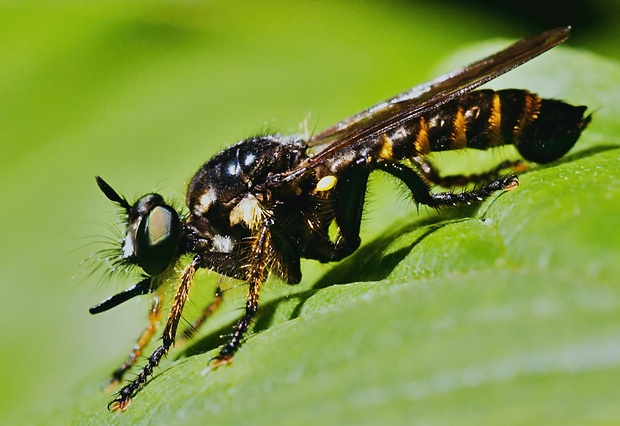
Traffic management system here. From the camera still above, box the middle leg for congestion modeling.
[180,286,224,342]
[211,221,272,366]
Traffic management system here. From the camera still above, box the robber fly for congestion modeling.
[90,27,590,411]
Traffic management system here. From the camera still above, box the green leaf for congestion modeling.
[53,33,620,426]
[3,3,619,425]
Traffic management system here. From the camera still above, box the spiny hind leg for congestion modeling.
[104,293,164,391]
[413,155,527,188]
[376,161,519,208]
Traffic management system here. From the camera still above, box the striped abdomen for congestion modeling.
[388,89,590,164]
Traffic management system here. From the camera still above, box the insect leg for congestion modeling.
[108,256,200,412]
[180,286,224,342]
[413,156,527,188]
[376,161,518,208]
[301,166,370,263]
[104,293,164,390]
[211,221,272,366]
[329,166,371,260]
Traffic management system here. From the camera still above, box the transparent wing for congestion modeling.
[303,27,570,167]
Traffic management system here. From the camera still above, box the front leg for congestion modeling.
[105,293,163,390]
[108,256,201,411]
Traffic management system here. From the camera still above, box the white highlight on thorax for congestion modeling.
[195,187,217,214]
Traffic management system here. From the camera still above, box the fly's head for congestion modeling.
[89,176,182,314]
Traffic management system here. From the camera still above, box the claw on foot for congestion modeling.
[108,397,131,412]
[201,355,232,376]
[210,355,232,368]
[502,176,520,191]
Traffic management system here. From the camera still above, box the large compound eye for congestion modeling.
[135,205,181,276]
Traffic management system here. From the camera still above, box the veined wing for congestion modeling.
[302,27,570,167]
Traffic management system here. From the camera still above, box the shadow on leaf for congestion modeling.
[178,206,473,360]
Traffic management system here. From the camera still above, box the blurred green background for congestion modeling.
[1,0,619,424]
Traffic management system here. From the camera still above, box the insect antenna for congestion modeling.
[96,176,131,211]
